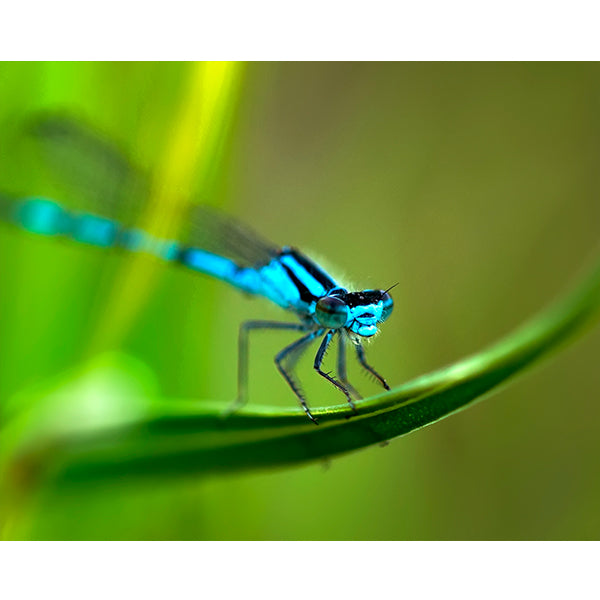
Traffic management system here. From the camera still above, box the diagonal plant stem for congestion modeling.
[7,250,600,489]
[90,62,244,351]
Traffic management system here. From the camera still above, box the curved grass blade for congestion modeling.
[6,252,600,489]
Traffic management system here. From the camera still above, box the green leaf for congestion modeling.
[6,253,600,490]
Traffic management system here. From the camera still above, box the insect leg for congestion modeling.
[314,330,356,413]
[355,343,390,390]
[226,320,309,416]
[336,334,362,400]
[275,328,326,423]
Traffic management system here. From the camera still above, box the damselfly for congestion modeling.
[1,117,394,423]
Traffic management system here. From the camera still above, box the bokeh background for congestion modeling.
[1,62,599,539]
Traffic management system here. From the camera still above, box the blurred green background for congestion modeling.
[1,62,599,539]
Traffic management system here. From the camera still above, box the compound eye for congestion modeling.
[380,291,394,322]
[315,296,349,329]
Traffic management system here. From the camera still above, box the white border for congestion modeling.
[1,1,599,60]
[0,542,597,599]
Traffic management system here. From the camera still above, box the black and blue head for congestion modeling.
[314,287,394,337]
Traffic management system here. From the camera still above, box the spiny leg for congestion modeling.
[355,343,390,391]
[336,334,362,401]
[226,320,309,416]
[275,328,325,423]
[314,330,356,413]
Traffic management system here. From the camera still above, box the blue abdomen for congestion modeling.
[15,197,118,247]
[6,197,340,318]
[12,197,177,257]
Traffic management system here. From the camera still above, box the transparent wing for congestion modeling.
[26,114,280,267]
[182,205,279,268]
[27,113,147,222]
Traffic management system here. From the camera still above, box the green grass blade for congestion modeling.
[7,253,600,489]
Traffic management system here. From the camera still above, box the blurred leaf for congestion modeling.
[5,252,600,489]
